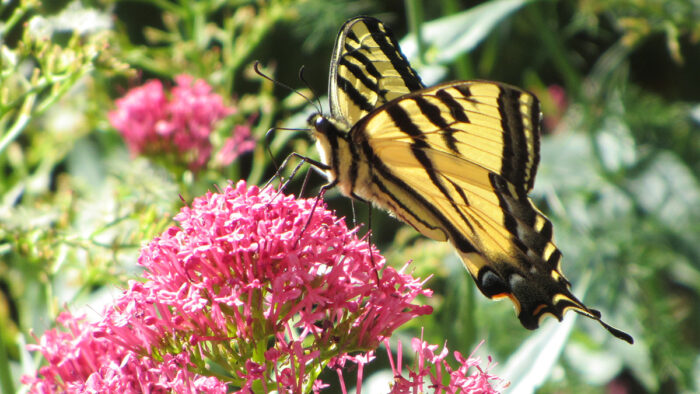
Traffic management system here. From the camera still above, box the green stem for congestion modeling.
[228,5,286,92]
[0,324,15,394]
[463,274,475,348]
[0,0,37,39]
[0,92,36,154]
[405,0,426,65]
[441,0,474,79]
[35,67,94,115]
[525,6,581,95]
[0,71,65,118]
[246,101,277,185]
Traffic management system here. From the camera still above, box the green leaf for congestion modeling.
[399,0,533,84]
[496,306,575,394]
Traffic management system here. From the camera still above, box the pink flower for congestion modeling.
[22,312,227,393]
[384,336,507,393]
[215,123,256,166]
[25,181,432,392]
[108,75,246,171]
[108,79,168,154]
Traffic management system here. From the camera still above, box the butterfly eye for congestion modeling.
[313,116,340,137]
[314,116,327,129]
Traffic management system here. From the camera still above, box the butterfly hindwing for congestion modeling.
[308,16,633,344]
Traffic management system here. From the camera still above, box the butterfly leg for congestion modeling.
[363,202,382,283]
[295,180,338,247]
[263,152,331,201]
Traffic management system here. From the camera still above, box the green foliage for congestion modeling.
[112,0,298,92]
[1,0,699,392]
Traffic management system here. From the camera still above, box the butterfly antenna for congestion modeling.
[254,61,320,113]
[263,126,310,183]
[298,65,323,113]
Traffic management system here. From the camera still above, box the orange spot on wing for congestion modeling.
[491,292,522,314]
[533,304,548,316]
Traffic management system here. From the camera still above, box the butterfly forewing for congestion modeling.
[309,16,633,344]
[329,16,424,125]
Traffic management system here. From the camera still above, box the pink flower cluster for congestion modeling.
[23,312,227,393]
[24,181,433,392]
[109,75,254,170]
[386,337,506,393]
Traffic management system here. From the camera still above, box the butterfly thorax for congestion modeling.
[309,113,373,200]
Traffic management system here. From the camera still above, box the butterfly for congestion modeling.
[305,16,632,343]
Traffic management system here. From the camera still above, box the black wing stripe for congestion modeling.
[370,171,443,236]
[532,216,553,255]
[454,84,472,100]
[496,89,519,193]
[547,249,562,270]
[446,178,477,234]
[413,96,460,154]
[363,18,424,92]
[345,29,360,46]
[489,173,526,251]
[499,87,546,197]
[337,75,376,114]
[364,145,479,255]
[539,218,553,243]
[436,88,470,123]
[343,43,385,89]
[384,102,480,252]
[338,57,380,94]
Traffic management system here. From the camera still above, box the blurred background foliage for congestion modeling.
[1,0,699,392]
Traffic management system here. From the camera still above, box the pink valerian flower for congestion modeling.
[214,123,256,166]
[25,181,432,392]
[108,79,168,154]
[108,74,252,171]
[385,337,507,393]
[21,312,227,393]
[328,352,376,394]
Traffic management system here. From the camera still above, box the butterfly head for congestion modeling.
[308,113,351,138]
[307,113,354,182]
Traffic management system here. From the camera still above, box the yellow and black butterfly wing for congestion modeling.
[346,81,633,343]
[329,16,424,126]
[310,16,632,343]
